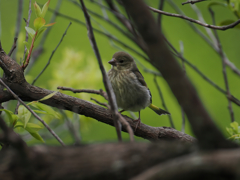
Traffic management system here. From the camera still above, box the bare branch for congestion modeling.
[149,6,240,30]
[209,9,234,122]
[32,22,72,85]
[182,0,206,5]
[58,86,108,100]
[0,78,65,146]
[8,38,18,56]
[153,76,175,129]
[79,0,124,142]
[12,0,23,60]
[61,110,81,145]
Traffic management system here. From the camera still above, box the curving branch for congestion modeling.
[149,6,240,31]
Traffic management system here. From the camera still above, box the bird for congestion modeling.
[107,51,170,131]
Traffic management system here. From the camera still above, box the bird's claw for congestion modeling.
[133,118,141,132]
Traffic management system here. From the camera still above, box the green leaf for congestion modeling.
[14,121,44,142]
[18,105,31,128]
[0,109,18,125]
[34,2,42,18]
[33,110,54,115]
[35,27,47,40]
[39,91,58,101]
[25,123,43,133]
[29,132,45,142]
[34,17,46,30]
[30,102,61,119]
[230,121,239,134]
[41,0,51,18]
[226,127,234,136]
[25,27,36,39]
[219,19,240,30]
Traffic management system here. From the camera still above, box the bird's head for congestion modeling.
[108,51,136,71]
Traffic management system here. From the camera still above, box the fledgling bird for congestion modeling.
[107,51,170,131]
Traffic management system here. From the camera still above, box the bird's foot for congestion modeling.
[133,118,141,132]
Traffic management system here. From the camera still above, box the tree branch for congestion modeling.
[121,0,237,149]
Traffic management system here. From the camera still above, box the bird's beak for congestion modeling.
[108,58,117,66]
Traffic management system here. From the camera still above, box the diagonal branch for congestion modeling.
[0,78,65,146]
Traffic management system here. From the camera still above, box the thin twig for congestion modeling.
[32,22,72,85]
[8,38,18,56]
[48,7,149,62]
[149,6,240,30]
[80,0,122,141]
[23,0,32,64]
[191,4,240,76]
[182,0,206,5]
[60,110,81,145]
[12,0,24,60]
[0,78,65,146]
[157,0,165,31]
[91,0,147,53]
[179,41,186,133]
[163,35,240,107]
[153,76,175,129]
[91,98,110,109]
[69,0,134,43]
[80,0,134,142]
[209,9,234,122]
[57,86,108,100]
[168,0,240,76]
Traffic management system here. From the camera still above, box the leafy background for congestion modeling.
[0,0,240,145]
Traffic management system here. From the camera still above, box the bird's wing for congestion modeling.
[132,69,147,87]
[132,68,152,103]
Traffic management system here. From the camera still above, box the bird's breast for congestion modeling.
[108,69,151,112]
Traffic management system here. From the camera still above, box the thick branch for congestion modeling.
[0,46,193,142]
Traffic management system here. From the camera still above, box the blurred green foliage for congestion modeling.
[0,0,240,145]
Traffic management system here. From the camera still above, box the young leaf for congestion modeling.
[14,121,44,142]
[33,17,46,31]
[34,17,46,30]
[39,91,58,101]
[30,102,61,119]
[33,110,54,115]
[25,123,43,133]
[226,127,234,136]
[41,0,51,18]
[25,27,36,39]
[18,105,31,128]
[34,2,42,18]
[35,27,47,40]
[0,109,18,125]
[29,132,45,142]
[230,121,239,134]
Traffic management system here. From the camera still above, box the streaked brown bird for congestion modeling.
[107,51,170,131]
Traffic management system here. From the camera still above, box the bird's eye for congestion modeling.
[119,60,124,63]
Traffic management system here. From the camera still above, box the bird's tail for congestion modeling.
[148,104,170,115]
